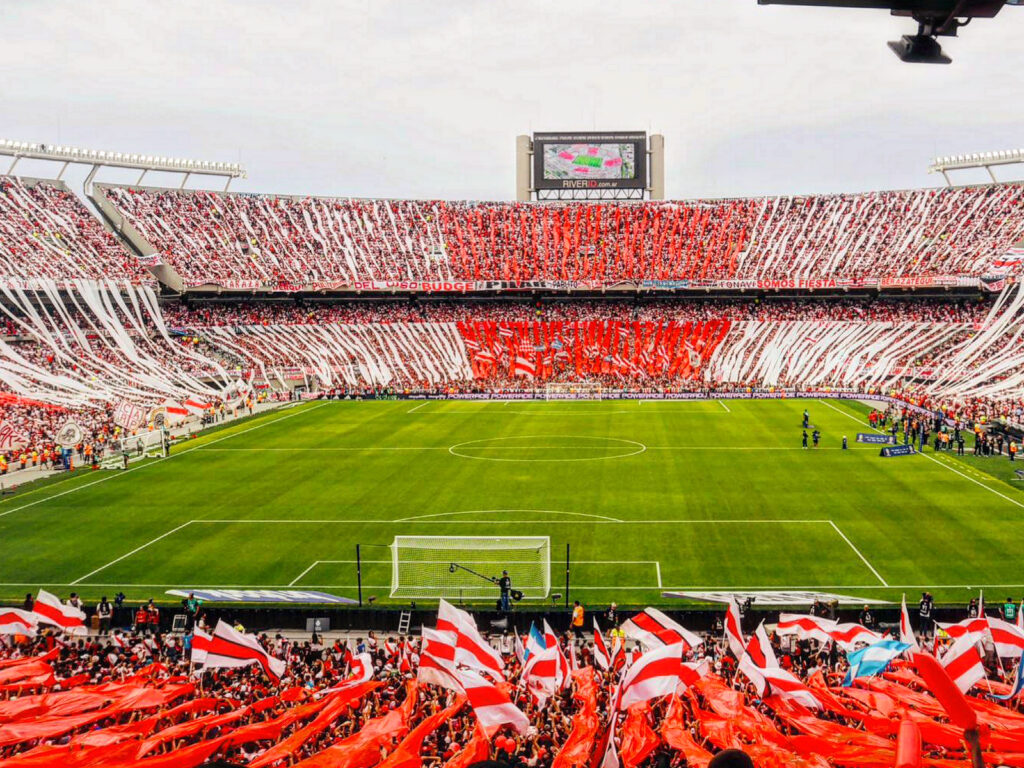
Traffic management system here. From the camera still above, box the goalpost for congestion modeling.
[544,382,605,400]
[99,429,170,469]
[390,536,551,600]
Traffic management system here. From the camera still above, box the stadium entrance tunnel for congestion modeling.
[447,434,646,462]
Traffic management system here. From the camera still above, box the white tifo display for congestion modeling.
[544,382,604,400]
[390,536,551,600]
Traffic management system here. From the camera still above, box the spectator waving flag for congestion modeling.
[437,599,504,680]
[843,640,910,686]
[455,667,530,736]
[200,619,286,681]
[616,642,707,711]
[593,618,612,670]
[737,621,778,694]
[33,590,87,636]
[940,634,986,693]
[724,596,746,659]
[0,608,38,637]
[190,627,212,666]
[621,608,702,652]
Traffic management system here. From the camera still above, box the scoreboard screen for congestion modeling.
[533,132,647,191]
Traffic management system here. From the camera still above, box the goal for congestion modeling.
[390,536,551,600]
[99,430,169,469]
[544,382,604,400]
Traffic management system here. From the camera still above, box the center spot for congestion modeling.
[448,435,646,462]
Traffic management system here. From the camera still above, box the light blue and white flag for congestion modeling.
[524,621,546,662]
[843,640,911,686]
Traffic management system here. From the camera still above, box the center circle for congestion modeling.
[448,435,647,462]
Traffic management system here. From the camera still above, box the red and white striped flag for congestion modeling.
[346,652,374,684]
[987,618,1024,659]
[513,356,536,378]
[900,594,919,651]
[775,614,837,645]
[593,618,612,670]
[543,619,569,688]
[0,608,38,637]
[621,608,702,652]
[936,616,988,643]
[522,644,560,704]
[827,623,884,651]
[616,643,706,711]
[760,667,822,710]
[940,634,986,693]
[33,590,87,636]
[437,599,504,680]
[191,627,212,666]
[200,619,286,681]
[724,596,746,660]
[513,626,525,665]
[456,667,529,736]
[418,628,461,692]
[183,398,211,416]
[737,621,778,695]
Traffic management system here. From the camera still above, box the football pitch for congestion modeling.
[2,397,1024,608]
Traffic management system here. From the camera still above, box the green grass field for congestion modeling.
[2,397,1024,608]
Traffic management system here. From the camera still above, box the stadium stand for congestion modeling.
[95,183,1024,287]
[2,595,1024,767]
[2,172,1024,768]
[0,176,148,282]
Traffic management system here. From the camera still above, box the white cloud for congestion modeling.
[2,0,1023,199]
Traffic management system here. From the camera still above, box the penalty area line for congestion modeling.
[718,400,730,413]
[71,521,195,585]
[828,520,888,587]
[407,402,429,414]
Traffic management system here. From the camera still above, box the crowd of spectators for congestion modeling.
[0,595,1020,767]
[99,184,1024,286]
[0,176,147,282]
[160,297,991,328]
[0,294,1019,454]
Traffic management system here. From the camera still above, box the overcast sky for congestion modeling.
[3,0,1024,200]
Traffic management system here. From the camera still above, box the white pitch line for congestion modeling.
[70,521,195,585]
[920,452,1024,511]
[655,561,663,588]
[829,520,888,587]
[288,560,323,586]
[0,402,328,520]
[190,518,833,525]
[718,400,730,413]
[407,402,429,414]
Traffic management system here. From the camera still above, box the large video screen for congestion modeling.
[533,132,647,190]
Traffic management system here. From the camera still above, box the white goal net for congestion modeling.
[544,382,604,400]
[390,536,551,600]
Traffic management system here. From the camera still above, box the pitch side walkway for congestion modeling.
[0,401,286,493]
